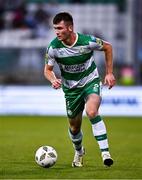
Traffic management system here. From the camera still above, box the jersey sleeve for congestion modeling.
[89,35,103,50]
[45,45,55,66]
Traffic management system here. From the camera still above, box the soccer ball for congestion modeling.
[35,146,57,168]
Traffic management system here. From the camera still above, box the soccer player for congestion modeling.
[44,12,116,167]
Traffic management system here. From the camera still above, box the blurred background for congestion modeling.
[1,2,142,179]
[0,0,142,115]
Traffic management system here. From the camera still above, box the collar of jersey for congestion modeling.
[61,33,78,48]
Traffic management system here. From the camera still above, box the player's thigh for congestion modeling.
[65,93,85,119]
[85,79,102,117]
[85,93,101,115]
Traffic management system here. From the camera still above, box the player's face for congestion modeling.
[53,20,73,41]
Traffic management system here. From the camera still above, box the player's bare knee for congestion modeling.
[86,110,98,119]
[70,126,80,135]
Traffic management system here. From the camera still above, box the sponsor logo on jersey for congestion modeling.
[64,64,85,73]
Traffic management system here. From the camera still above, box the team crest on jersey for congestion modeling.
[58,49,64,55]
[79,47,87,54]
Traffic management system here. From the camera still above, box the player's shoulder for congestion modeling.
[78,33,92,41]
[77,33,95,45]
[78,33,102,42]
[49,37,63,49]
[47,37,62,57]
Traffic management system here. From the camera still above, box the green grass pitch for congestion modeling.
[0,115,142,179]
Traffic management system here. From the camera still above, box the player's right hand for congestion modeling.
[51,79,62,89]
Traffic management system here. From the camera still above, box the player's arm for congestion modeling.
[101,41,116,89]
[44,64,62,89]
[89,36,116,89]
[44,46,61,89]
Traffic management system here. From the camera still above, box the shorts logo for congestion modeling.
[67,110,72,116]
[67,101,70,107]
[93,84,99,92]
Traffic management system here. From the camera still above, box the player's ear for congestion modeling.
[68,25,73,32]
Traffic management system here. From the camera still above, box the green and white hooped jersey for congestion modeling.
[45,33,103,93]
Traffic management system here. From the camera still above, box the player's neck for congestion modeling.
[62,32,77,47]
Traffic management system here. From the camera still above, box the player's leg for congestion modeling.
[68,111,85,167]
[85,93,113,167]
[68,111,83,150]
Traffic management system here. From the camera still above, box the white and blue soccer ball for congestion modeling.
[35,146,57,168]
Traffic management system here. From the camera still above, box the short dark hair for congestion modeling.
[53,12,73,25]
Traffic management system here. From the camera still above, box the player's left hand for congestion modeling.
[104,73,116,89]
[51,79,62,89]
